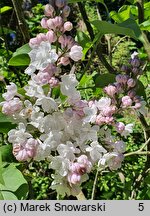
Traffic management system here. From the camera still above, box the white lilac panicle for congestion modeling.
[2,0,141,197]
[25,41,58,75]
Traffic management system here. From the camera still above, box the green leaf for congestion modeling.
[15,184,29,200]
[110,5,132,23]
[8,44,31,66]
[136,80,147,101]
[79,72,97,86]
[91,20,137,39]
[0,6,12,14]
[94,73,116,88]
[0,145,15,162]
[13,44,31,57]
[0,152,5,185]
[0,164,29,200]
[118,18,143,42]
[144,2,150,19]
[76,31,92,59]
[0,191,18,200]
[0,113,17,133]
[140,20,150,31]
[8,54,30,66]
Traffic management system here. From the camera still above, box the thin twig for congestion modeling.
[11,0,30,43]
[124,137,150,157]
[91,168,99,200]
[111,36,127,53]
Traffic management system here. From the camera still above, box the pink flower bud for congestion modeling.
[131,58,140,67]
[77,155,92,173]
[49,77,59,87]
[69,45,83,61]
[133,95,141,103]
[44,4,54,17]
[59,35,75,49]
[43,64,57,76]
[105,116,114,124]
[67,173,81,184]
[132,67,139,75]
[62,5,70,17]
[64,21,73,31]
[2,98,22,115]
[29,37,39,48]
[13,139,38,161]
[127,78,136,88]
[55,0,66,8]
[36,33,47,43]
[41,18,48,29]
[88,100,95,107]
[102,106,116,116]
[104,85,117,97]
[121,65,129,72]
[116,74,128,84]
[70,162,81,173]
[53,16,63,29]
[114,82,123,93]
[115,122,125,133]
[32,72,51,85]
[128,90,136,98]
[46,30,57,43]
[96,114,105,125]
[47,18,55,30]
[60,56,70,66]
[134,102,142,109]
[122,96,132,107]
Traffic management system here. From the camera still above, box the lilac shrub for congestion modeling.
[0,0,147,198]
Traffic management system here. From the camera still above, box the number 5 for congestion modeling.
[138,203,144,211]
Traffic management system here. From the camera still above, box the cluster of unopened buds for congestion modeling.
[0,0,147,197]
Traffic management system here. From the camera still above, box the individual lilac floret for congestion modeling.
[2,82,18,101]
[100,152,124,170]
[122,96,132,107]
[63,21,73,32]
[62,5,70,17]
[13,138,38,161]
[55,0,66,8]
[115,122,125,133]
[104,85,117,97]
[44,4,54,17]
[69,45,83,61]
[1,98,23,116]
